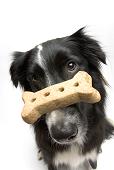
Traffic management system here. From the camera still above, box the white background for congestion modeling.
[0,0,114,170]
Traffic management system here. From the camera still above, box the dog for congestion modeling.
[10,28,114,170]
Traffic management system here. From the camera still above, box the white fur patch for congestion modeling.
[53,145,97,169]
[46,110,65,129]
[37,45,43,66]
[37,44,53,86]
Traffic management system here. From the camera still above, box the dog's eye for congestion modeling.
[32,77,38,82]
[27,75,38,83]
[66,61,76,71]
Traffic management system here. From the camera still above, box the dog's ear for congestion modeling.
[69,27,106,65]
[10,51,28,89]
[10,48,36,90]
[70,27,85,39]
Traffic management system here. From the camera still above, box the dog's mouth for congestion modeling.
[51,134,77,145]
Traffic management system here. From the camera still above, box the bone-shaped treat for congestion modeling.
[21,71,101,124]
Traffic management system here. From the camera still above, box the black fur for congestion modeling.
[10,28,114,170]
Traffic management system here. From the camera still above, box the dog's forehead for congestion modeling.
[37,44,44,67]
[36,44,55,69]
[36,40,68,67]
[36,43,61,85]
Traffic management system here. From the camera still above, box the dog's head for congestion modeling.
[10,28,106,146]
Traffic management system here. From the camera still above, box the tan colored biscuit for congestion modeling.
[21,71,101,124]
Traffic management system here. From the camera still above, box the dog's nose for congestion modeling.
[51,123,78,142]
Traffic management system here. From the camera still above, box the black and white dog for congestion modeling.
[10,28,114,170]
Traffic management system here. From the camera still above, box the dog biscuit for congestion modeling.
[21,71,101,124]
